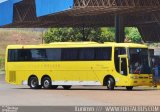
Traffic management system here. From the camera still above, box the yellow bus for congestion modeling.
[5,42,153,90]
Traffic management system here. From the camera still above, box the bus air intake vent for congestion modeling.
[9,71,16,82]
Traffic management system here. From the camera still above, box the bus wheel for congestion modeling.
[52,85,58,89]
[106,77,115,90]
[126,86,133,90]
[29,76,41,89]
[42,77,52,89]
[62,85,72,90]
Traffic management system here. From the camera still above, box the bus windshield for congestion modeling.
[129,48,151,74]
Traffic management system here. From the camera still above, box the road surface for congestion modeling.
[0,74,160,106]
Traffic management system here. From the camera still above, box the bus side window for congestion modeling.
[79,48,95,60]
[8,49,32,62]
[95,48,112,60]
[18,49,31,61]
[61,48,78,61]
[30,49,47,61]
[46,49,61,61]
[8,50,18,62]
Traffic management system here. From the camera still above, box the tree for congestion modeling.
[43,27,115,43]
[125,27,142,43]
[43,27,142,43]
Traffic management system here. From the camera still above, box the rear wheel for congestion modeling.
[62,85,72,90]
[126,86,133,90]
[106,77,115,90]
[42,77,52,89]
[29,76,41,89]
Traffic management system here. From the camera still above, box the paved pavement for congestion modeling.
[0,74,160,106]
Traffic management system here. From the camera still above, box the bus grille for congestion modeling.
[9,71,16,82]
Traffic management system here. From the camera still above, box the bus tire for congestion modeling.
[42,77,52,89]
[52,85,58,89]
[62,85,72,90]
[126,86,133,90]
[106,77,115,90]
[29,76,41,89]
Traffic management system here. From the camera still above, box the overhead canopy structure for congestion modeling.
[0,0,160,42]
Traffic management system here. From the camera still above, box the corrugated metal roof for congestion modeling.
[0,0,160,42]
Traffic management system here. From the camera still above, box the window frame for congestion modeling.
[7,47,112,62]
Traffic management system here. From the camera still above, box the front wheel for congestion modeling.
[126,86,133,90]
[106,77,115,90]
[62,85,72,90]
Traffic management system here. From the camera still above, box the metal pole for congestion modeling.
[115,15,125,43]
[82,26,85,41]
[115,15,120,43]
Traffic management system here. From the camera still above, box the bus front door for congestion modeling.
[118,56,129,86]
[119,57,128,76]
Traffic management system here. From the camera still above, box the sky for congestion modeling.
[0,0,7,3]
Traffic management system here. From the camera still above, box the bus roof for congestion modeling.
[7,42,148,49]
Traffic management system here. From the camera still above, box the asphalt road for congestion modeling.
[0,73,160,106]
